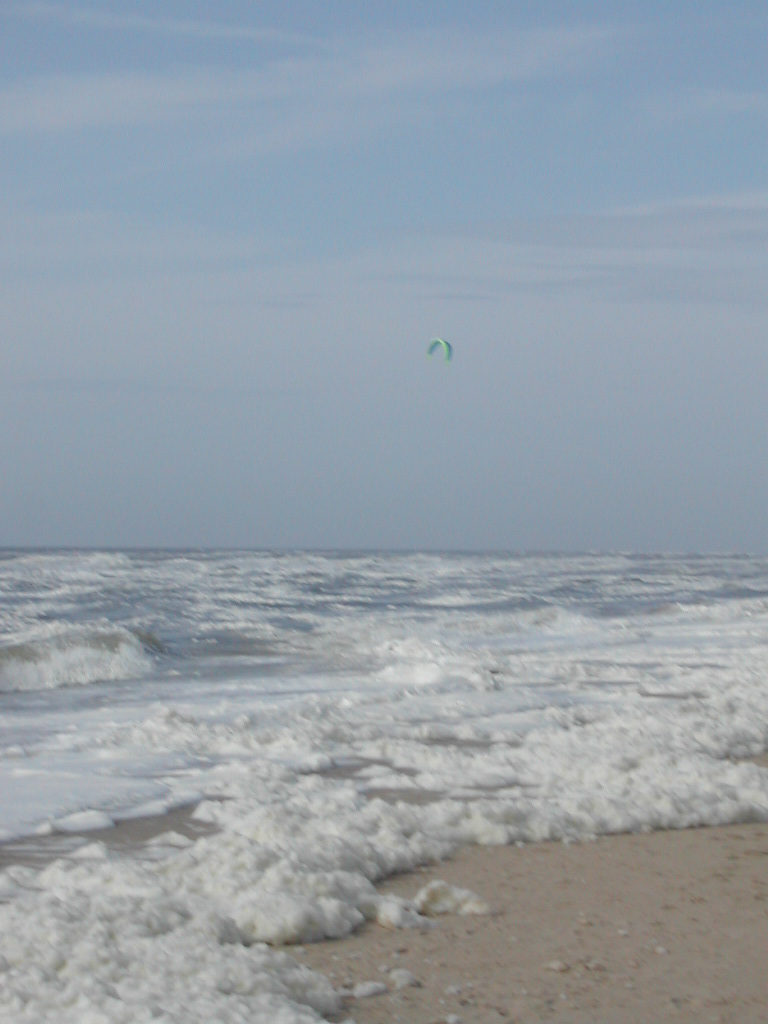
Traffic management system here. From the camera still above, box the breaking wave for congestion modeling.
[0,627,155,692]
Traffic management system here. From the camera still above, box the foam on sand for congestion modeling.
[300,818,768,1023]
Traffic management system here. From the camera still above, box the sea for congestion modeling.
[1,549,767,1022]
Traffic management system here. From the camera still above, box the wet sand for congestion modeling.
[298,816,768,1023]
[0,803,215,871]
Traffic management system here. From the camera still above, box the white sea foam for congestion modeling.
[1,551,767,1021]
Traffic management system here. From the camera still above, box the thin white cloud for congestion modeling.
[320,24,617,97]
[647,86,768,124]
[0,23,617,139]
[613,191,768,215]
[0,202,273,275]
[445,191,768,250]
[386,191,768,308]
[0,67,257,134]
[10,2,321,48]
[4,186,766,316]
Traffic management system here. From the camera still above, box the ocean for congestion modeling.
[1,549,767,1021]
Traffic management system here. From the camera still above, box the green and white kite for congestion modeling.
[427,338,452,362]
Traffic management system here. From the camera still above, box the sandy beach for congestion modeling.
[2,767,767,1023]
[299,781,768,1023]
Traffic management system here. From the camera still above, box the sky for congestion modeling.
[1,1,766,552]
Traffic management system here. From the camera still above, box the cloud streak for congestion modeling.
[379,192,768,308]
[11,2,321,48]
[0,204,270,275]
[650,87,768,124]
[0,23,616,140]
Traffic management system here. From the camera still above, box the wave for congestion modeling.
[0,627,155,692]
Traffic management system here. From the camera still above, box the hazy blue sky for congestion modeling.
[2,2,766,551]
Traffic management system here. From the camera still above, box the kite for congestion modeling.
[427,338,452,362]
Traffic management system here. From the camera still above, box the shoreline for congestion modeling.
[2,758,767,1021]
[299,820,768,1023]
[3,825,767,1024]
[3,755,765,872]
